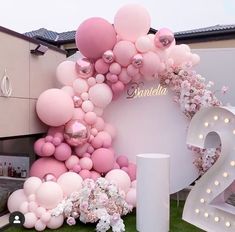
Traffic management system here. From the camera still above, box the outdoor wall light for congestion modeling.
[30,44,48,56]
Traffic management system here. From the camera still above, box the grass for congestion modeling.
[4,200,204,232]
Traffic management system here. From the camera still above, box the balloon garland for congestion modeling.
[7,4,227,231]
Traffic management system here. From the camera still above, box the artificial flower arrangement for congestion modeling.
[52,178,133,232]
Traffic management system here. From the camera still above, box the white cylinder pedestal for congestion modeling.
[136,153,170,232]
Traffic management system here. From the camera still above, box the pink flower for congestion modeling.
[221,86,229,94]
[66,217,76,226]
[80,201,89,211]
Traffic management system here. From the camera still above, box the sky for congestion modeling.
[0,0,235,33]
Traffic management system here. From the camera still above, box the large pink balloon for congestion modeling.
[36,89,74,127]
[23,212,38,228]
[76,17,117,59]
[91,148,115,173]
[57,172,83,197]
[114,4,151,42]
[113,41,137,67]
[36,181,63,209]
[140,51,162,76]
[56,61,79,86]
[105,169,131,193]
[23,177,42,196]
[7,189,27,213]
[30,157,67,179]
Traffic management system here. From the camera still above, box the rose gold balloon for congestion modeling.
[43,173,56,182]
[102,50,115,64]
[73,96,82,108]
[64,120,90,146]
[154,28,175,49]
[75,58,94,78]
[132,54,143,68]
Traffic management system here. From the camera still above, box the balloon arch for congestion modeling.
[7,4,224,232]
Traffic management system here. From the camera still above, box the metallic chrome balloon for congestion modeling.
[64,119,90,146]
[102,50,115,64]
[132,54,144,68]
[154,28,175,49]
[75,58,94,78]
[43,173,56,182]
[73,95,82,108]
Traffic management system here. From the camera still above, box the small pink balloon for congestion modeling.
[83,152,91,158]
[84,112,97,125]
[35,220,46,231]
[80,157,93,170]
[127,64,139,76]
[91,136,103,149]
[41,212,51,223]
[19,201,29,214]
[64,120,90,146]
[109,62,122,75]
[24,177,42,196]
[132,54,144,68]
[24,212,37,228]
[103,50,115,64]
[73,78,89,94]
[87,77,96,86]
[28,201,38,212]
[76,58,94,78]
[126,188,136,207]
[54,143,72,161]
[113,40,137,67]
[82,100,94,113]
[97,131,112,148]
[116,155,129,168]
[94,117,105,131]
[79,169,91,179]
[135,35,151,53]
[74,143,89,157]
[36,207,46,218]
[48,126,64,137]
[154,28,175,49]
[128,163,137,181]
[45,135,53,142]
[73,96,82,108]
[43,173,57,182]
[73,164,82,173]
[87,145,94,154]
[90,170,101,181]
[41,142,55,157]
[111,81,125,95]
[113,162,120,169]
[34,138,45,156]
[119,68,132,84]
[106,73,118,83]
[65,155,80,170]
[72,108,85,120]
[52,137,62,146]
[95,59,110,74]
[96,74,105,83]
[91,148,115,173]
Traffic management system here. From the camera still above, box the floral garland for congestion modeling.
[160,63,227,174]
[52,178,132,232]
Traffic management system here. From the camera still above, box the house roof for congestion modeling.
[24,24,235,46]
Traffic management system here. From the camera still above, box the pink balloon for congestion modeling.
[82,100,94,113]
[52,137,62,146]
[41,212,51,223]
[154,28,175,49]
[35,220,46,231]
[48,126,64,137]
[135,35,151,53]
[91,148,115,173]
[113,41,137,67]
[114,4,151,42]
[76,17,117,59]
[111,81,125,95]
[61,86,75,97]
[57,172,83,197]
[94,117,105,131]
[36,207,46,218]
[72,164,81,173]
[113,162,120,169]
[54,143,72,161]
[28,201,38,213]
[95,59,110,74]
[30,157,67,179]
[126,188,136,207]
[36,89,74,127]
[88,83,113,108]
[74,143,89,157]
[8,189,27,213]
[140,51,161,76]
[73,78,89,94]
[105,169,131,193]
[127,64,139,77]
[36,181,63,209]
[80,157,93,170]
[76,58,94,78]
[97,131,112,148]
[102,50,115,64]
[24,212,37,228]
[109,62,122,75]
[45,135,53,142]
[191,53,200,65]
[47,215,64,229]
[106,73,118,83]
[34,138,45,156]
[116,155,129,168]
[56,61,79,86]
[72,108,85,120]
[41,142,55,157]
[91,136,103,149]
[128,163,137,181]
[119,68,132,84]
[64,120,90,146]
[90,170,101,181]
[19,202,29,214]
[132,54,144,68]
[79,169,91,179]
[24,177,42,196]
[65,155,79,169]
[84,112,97,125]
[168,44,191,66]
